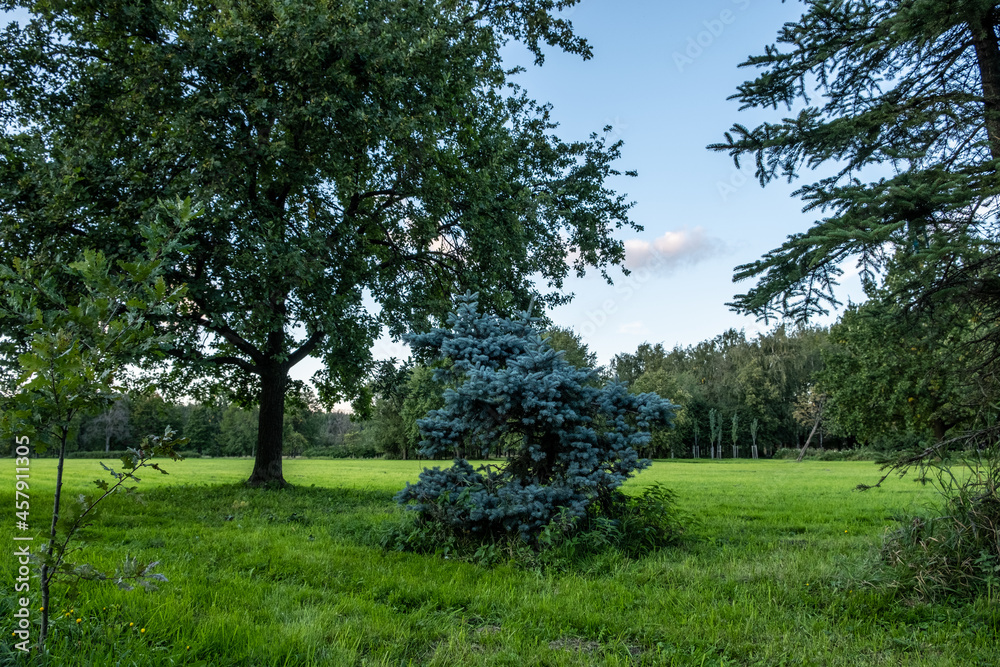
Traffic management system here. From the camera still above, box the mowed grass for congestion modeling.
[2,458,998,666]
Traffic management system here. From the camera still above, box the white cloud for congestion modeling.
[617,321,649,335]
[623,227,725,273]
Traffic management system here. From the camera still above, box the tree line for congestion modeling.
[35,295,987,462]
[364,305,992,460]
[43,392,364,459]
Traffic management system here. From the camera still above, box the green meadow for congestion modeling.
[2,458,998,666]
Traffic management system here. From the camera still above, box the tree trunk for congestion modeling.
[971,8,1000,159]
[932,417,947,441]
[247,369,288,487]
[796,415,822,462]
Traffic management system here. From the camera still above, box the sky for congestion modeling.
[2,1,869,389]
[370,0,868,370]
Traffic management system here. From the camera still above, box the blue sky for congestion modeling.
[388,0,867,367]
[3,1,868,384]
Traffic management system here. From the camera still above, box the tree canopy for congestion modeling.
[1,0,640,485]
[710,0,1000,341]
[610,326,828,456]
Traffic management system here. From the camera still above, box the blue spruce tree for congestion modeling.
[396,295,678,543]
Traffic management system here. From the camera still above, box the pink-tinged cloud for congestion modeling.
[623,227,725,273]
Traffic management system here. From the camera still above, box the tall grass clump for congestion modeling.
[879,445,1000,600]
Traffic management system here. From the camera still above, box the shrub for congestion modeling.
[880,448,1000,600]
[300,441,380,459]
[393,294,683,555]
[382,482,690,570]
[773,447,880,461]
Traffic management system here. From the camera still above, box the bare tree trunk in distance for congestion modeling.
[796,416,822,462]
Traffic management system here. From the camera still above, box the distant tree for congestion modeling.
[129,393,181,448]
[793,387,827,462]
[632,368,691,458]
[315,412,356,447]
[218,405,258,457]
[543,327,598,370]
[613,325,830,456]
[82,397,131,452]
[819,295,975,446]
[184,403,222,454]
[709,408,722,459]
[731,412,739,459]
[610,343,669,385]
[360,362,447,460]
[399,366,446,460]
[692,418,701,459]
[363,363,412,459]
[397,295,676,542]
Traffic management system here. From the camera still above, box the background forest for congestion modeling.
[51,305,969,462]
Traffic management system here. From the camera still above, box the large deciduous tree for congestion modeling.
[709,0,1000,354]
[1,0,639,485]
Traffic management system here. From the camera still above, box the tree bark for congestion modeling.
[931,417,947,441]
[970,8,1000,159]
[247,368,289,487]
[796,414,822,462]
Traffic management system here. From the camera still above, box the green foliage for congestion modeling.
[1,0,640,484]
[612,326,831,457]
[184,402,222,454]
[78,398,129,450]
[0,201,193,650]
[820,290,977,444]
[772,447,881,462]
[711,1,1000,328]
[384,482,688,570]
[56,429,188,595]
[881,447,1000,601]
[631,368,691,457]
[360,362,446,460]
[608,483,690,557]
[128,393,183,449]
[299,438,379,459]
[542,326,598,370]
[218,405,259,457]
[1,203,193,454]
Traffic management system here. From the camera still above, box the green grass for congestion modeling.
[2,458,998,666]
